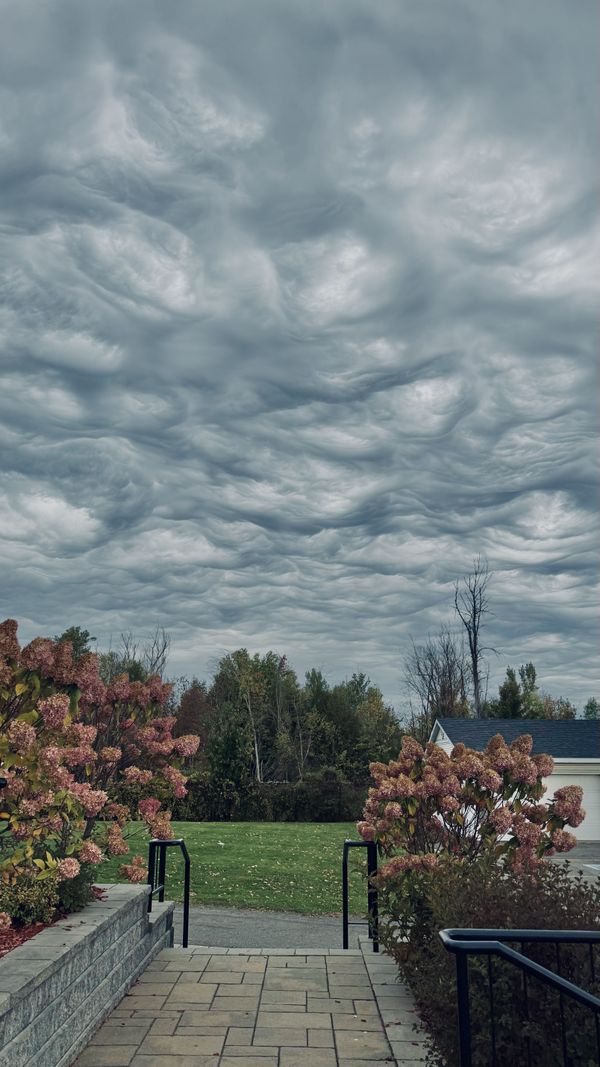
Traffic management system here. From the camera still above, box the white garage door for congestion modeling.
[544,773,600,841]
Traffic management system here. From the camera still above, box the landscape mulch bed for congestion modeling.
[0,885,107,959]
[0,920,55,959]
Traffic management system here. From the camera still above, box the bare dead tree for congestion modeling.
[143,626,171,678]
[98,628,171,683]
[119,630,139,665]
[454,555,496,717]
[403,627,470,742]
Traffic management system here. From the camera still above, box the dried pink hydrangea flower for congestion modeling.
[79,841,104,865]
[8,720,37,754]
[38,694,70,730]
[58,858,81,881]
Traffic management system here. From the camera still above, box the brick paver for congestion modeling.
[73,944,430,1066]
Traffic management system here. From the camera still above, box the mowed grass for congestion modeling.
[97,821,368,915]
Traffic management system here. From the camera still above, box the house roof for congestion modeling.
[431,717,600,759]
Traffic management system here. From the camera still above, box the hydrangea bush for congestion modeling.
[357,734,584,876]
[0,619,200,922]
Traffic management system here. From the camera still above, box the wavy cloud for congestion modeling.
[0,0,597,708]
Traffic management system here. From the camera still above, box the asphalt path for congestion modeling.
[172,903,364,949]
[562,842,600,867]
[169,843,600,948]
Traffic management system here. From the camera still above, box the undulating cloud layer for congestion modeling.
[1,0,598,709]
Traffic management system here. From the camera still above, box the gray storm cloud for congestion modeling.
[0,0,598,708]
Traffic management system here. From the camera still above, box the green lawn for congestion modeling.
[97,821,368,915]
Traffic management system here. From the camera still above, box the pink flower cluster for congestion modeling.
[8,720,36,754]
[99,746,122,765]
[0,619,20,661]
[173,735,200,758]
[358,730,582,876]
[70,783,108,817]
[78,841,104,865]
[148,815,173,841]
[490,806,512,835]
[123,766,153,785]
[65,745,97,767]
[19,792,55,818]
[57,858,81,881]
[104,802,129,826]
[119,855,147,884]
[552,786,585,826]
[1,618,200,892]
[380,854,439,878]
[39,745,64,772]
[68,723,97,745]
[161,765,188,799]
[138,798,162,821]
[552,828,577,852]
[38,694,69,730]
[106,824,129,856]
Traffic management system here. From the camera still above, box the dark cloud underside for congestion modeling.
[0,0,598,706]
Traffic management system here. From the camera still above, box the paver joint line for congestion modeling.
[73,942,436,1066]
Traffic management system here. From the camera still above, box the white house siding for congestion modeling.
[433,728,453,755]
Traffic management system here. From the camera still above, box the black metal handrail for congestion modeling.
[147,838,191,948]
[342,839,378,952]
[440,927,600,1067]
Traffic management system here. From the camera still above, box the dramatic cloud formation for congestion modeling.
[1,0,598,709]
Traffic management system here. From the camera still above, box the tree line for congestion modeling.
[400,556,598,742]
[56,626,403,788]
[56,558,598,790]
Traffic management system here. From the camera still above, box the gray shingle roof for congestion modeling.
[434,717,600,758]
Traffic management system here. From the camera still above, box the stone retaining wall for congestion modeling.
[0,883,174,1067]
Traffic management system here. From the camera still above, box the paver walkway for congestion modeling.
[74,943,429,1066]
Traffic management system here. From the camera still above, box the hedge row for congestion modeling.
[171,771,369,822]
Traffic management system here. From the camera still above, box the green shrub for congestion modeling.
[171,770,368,823]
[239,781,274,821]
[171,772,241,821]
[56,863,96,913]
[0,872,59,926]
[109,776,174,815]
[378,858,600,1066]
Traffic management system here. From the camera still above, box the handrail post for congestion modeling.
[147,841,157,913]
[367,842,379,952]
[342,842,349,950]
[182,843,191,949]
[146,838,191,947]
[342,840,379,951]
[157,843,167,903]
[456,952,472,1067]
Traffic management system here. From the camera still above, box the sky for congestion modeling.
[0,0,598,712]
